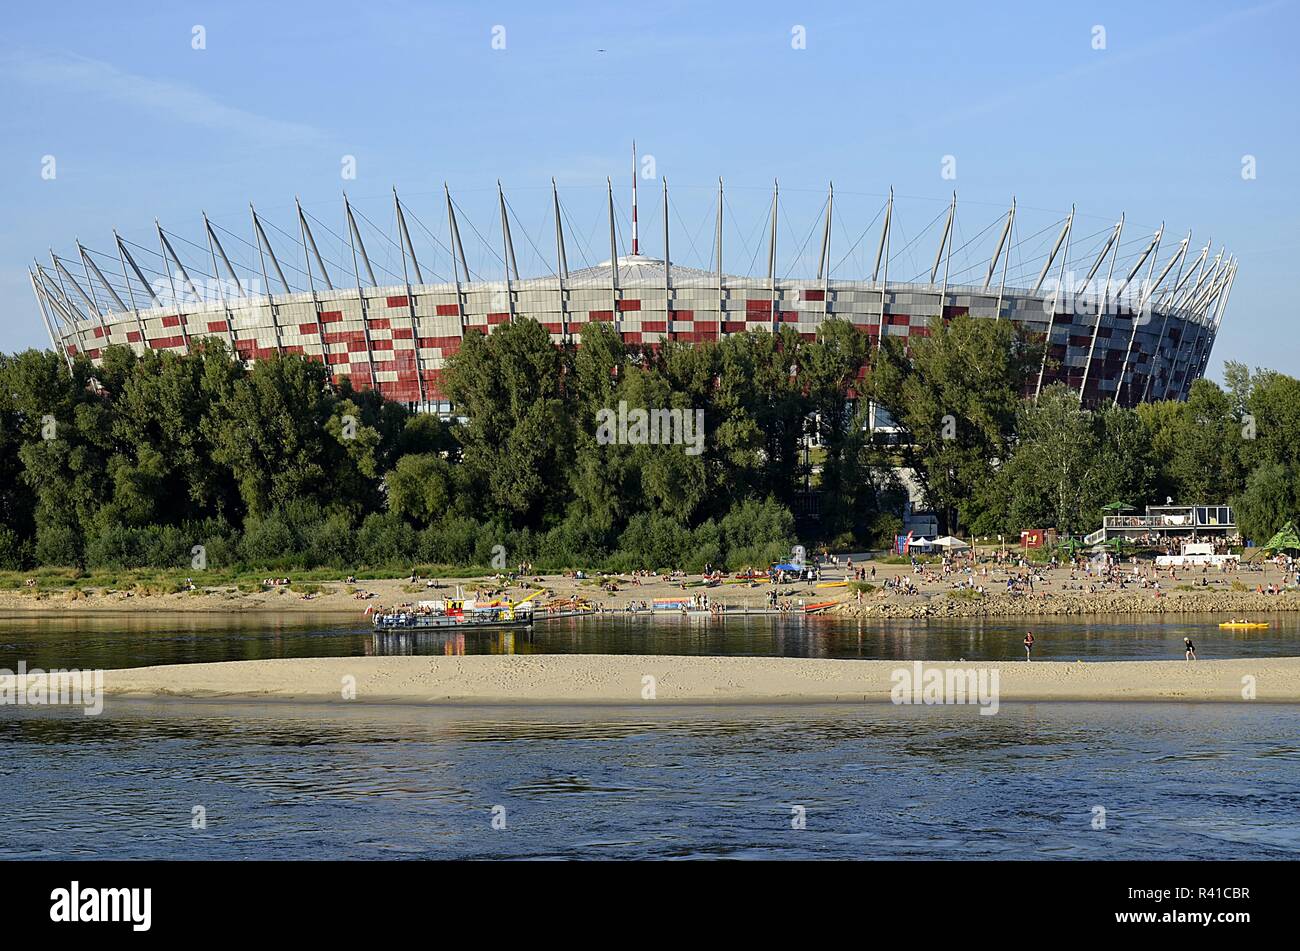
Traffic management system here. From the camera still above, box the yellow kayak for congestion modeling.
[816,581,849,588]
[1218,622,1270,629]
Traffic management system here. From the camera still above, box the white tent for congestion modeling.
[932,535,970,550]
[908,536,935,551]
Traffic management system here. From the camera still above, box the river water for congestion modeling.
[1,612,1296,860]
[2,611,1298,670]
[1,700,1295,859]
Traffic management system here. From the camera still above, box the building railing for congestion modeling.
[1103,514,1235,530]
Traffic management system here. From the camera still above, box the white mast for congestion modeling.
[631,141,640,256]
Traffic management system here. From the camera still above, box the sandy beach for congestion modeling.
[65,654,1300,704]
[3,557,1299,620]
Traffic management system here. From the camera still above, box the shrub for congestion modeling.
[35,523,83,567]
[0,528,30,570]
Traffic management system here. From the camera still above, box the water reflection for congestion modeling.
[1,610,1297,671]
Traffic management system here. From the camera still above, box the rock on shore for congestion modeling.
[833,590,1300,619]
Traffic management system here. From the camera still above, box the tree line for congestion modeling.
[1,316,1294,573]
[868,319,1300,543]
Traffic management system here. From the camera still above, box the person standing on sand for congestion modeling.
[1184,637,1197,661]
[1023,631,1035,661]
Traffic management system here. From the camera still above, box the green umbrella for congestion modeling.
[1101,501,1135,513]
[1260,521,1300,554]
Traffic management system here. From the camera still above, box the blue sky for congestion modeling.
[2,0,1297,381]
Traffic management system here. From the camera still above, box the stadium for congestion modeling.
[28,156,1236,411]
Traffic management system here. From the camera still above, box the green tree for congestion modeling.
[868,315,1035,533]
[443,320,575,529]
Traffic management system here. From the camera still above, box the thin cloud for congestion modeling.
[0,51,324,144]
[909,0,1290,135]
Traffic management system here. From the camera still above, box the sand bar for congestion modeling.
[52,655,1300,705]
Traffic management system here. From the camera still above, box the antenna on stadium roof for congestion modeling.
[631,141,639,256]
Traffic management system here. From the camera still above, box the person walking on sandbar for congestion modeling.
[1184,637,1197,661]
[1023,631,1035,662]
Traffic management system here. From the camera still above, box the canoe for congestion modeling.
[815,581,849,588]
[804,600,840,613]
[1218,621,1269,629]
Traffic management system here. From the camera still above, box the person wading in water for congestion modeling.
[1184,636,1197,661]
[1023,631,1035,662]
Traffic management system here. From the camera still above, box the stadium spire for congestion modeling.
[631,141,639,256]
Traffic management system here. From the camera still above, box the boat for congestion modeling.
[804,600,840,614]
[651,597,692,611]
[373,594,535,630]
[1218,621,1270,629]
[815,580,849,589]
